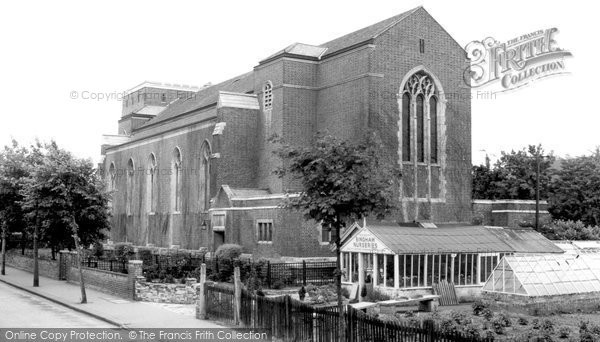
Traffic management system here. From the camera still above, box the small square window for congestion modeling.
[257,220,273,243]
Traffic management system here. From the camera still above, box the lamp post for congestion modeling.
[535,151,547,230]
[535,153,541,230]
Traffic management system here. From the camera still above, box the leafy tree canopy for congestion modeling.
[472,145,554,200]
[273,132,401,229]
[18,141,110,250]
[548,149,600,227]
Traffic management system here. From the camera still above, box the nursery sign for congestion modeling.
[342,229,393,254]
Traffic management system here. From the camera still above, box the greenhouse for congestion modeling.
[482,254,600,296]
[339,222,562,296]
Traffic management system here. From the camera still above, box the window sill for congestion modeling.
[172,211,182,215]
[148,212,156,216]
[320,242,331,246]
[258,241,273,244]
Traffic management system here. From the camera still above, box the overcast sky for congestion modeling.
[0,0,596,165]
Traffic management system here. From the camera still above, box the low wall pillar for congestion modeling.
[128,260,143,299]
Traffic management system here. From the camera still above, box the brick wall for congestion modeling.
[4,251,61,280]
[61,252,142,299]
[104,114,216,248]
[472,200,552,227]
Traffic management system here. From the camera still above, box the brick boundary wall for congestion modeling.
[4,251,61,280]
[134,278,198,304]
[60,251,142,300]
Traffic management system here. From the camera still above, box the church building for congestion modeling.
[101,6,473,258]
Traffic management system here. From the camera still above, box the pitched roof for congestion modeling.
[136,72,255,130]
[319,6,421,57]
[343,224,563,254]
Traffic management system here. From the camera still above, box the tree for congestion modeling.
[548,149,600,226]
[20,141,110,302]
[273,132,400,338]
[472,145,554,200]
[538,220,600,241]
[0,140,31,275]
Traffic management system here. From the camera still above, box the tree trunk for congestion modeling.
[33,210,39,287]
[1,226,6,276]
[72,221,87,304]
[335,222,346,341]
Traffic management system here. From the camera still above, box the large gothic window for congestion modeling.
[126,159,134,215]
[146,153,157,213]
[171,148,182,212]
[401,72,439,164]
[199,142,211,212]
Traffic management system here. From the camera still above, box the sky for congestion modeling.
[0,0,596,166]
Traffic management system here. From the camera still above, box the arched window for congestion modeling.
[199,142,211,212]
[430,96,438,163]
[171,148,182,212]
[401,71,439,164]
[108,162,116,191]
[416,94,425,163]
[107,163,116,208]
[146,154,157,213]
[402,93,411,161]
[263,81,273,111]
[126,159,134,215]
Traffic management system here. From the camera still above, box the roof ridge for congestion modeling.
[318,6,422,57]
[371,6,423,40]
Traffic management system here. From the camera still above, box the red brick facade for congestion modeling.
[101,7,473,258]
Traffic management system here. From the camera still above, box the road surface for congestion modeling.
[0,282,115,328]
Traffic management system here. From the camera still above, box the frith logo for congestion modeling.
[464,28,572,92]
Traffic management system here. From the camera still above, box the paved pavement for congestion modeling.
[0,267,223,329]
[0,281,113,328]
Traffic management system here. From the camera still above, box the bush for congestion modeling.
[215,244,242,259]
[472,299,489,316]
[214,244,242,282]
[304,284,337,304]
[558,326,571,339]
[439,318,460,335]
[497,312,512,327]
[91,242,104,258]
[450,310,471,325]
[114,243,134,261]
[137,248,154,265]
[518,316,529,325]
[541,319,555,334]
[491,318,505,335]
[482,308,494,321]
[463,323,482,339]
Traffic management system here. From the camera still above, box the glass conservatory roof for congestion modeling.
[482,254,600,296]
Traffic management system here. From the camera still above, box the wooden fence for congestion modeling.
[200,266,493,342]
